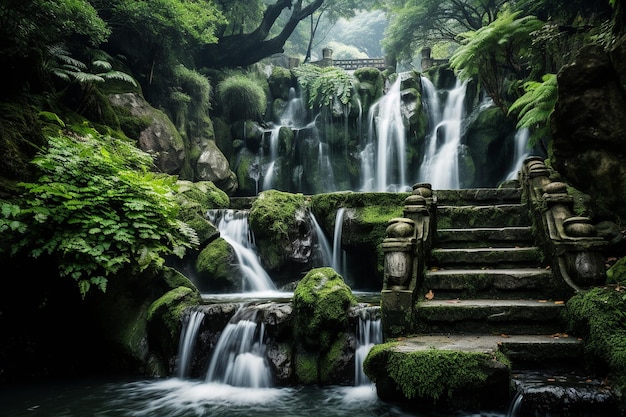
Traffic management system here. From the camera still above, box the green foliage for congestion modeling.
[293,64,354,110]
[566,286,626,389]
[0,129,198,297]
[450,11,543,112]
[217,74,267,122]
[508,73,557,146]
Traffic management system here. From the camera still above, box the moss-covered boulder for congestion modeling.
[175,180,227,245]
[291,267,357,385]
[607,257,626,284]
[147,283,202,373]
[268,66,294,102]
[292,267,356,350]
[363,342,510,409]
[194,237,240,292]
[249,190,309,275]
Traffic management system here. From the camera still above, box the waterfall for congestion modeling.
[506,391,524,417]
[176,309,204,379]
[354,307,382,386]
[505,127,530,181]
[418,79,467,189]
[318,141,337,191]
[207,209,277,292]
[361,76,407,192]
[280,87,307,128]
[309,211,333,267]
[332,208,346,275]
[206,308,272,388]
[262,127,280,191]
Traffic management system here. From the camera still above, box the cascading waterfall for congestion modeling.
[309,211,333,267]
[418,79,468,189]
[332,208,346,276]
[262,127,280,191]
[505,127,530,181]
[207,209,277,292]
[206,307,272,388]
[176,309,205,379]
[361,76,407,192]
[354,307,382,386]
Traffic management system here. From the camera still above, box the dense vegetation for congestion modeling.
[0,0,624,389]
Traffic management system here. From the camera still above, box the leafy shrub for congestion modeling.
[0,128,198,297]
[217,74,266,121]
[293,64,354,110]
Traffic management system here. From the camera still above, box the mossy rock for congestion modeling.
[294,350,319,384]
[363,342,510,409]
[268,66,294,101]
[195,237,240,291]
[249,190,308,271]
[292,267,356,351]
[147,286,202,370]
[607,257,626,284]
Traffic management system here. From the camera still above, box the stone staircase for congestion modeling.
[413,187,583,368]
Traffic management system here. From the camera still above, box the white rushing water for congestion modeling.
[504,127,530,181]
[418,79,468,189]
[207,209,277,292]
[309,210,333,267]
[332,208,346,276]
[361,76,407,192]
[176,309,205,379]
[354,307,382,386]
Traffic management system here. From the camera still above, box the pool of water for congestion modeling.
[0,378,507,417]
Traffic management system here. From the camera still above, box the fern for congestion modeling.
[0,128,197,298]
[293,64,354,110]
[508,73,557,146]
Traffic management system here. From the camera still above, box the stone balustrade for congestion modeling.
[520,157,607,291]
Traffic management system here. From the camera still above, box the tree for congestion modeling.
[382,0,508,64]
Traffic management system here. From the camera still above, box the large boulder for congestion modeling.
[109,93,185,174]
[551,44,626,220]
[292,267,357,385]
[195,141,238,195]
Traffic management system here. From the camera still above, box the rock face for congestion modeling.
[551,42,626,221]
[109,93,237,195]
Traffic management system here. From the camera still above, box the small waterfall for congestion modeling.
[506,391,524,417]
[207,209,277,292]
[418,79,467,189]
[206,308,272,388]
[361,76,407,192]
[262,127,280,191]
[318,141,337,191]
[421,77,441,127]
[280,87,307,128]
[332,208,346,275]
[354,307,382,386]
[309,211,333,266]
[176,309,204,379]
[505,127,530,181]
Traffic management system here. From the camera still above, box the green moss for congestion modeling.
[364,343,491,403]
[295,351,319,384]
[293,267,356,351]
[607,257,626,284]
[217,73,267,122]
[319,334,348,384]
[147,286,201,344]
[566,286,626,390]
[195,237,237,289]
[249,190,307,270]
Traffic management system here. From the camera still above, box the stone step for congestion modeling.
[414,299,566,335]
[437,204,531,229]
[435,188,523,206]
[436,227,534,248]
[423,268,555,299]
[431,247,544,268]
[383,333,584,368]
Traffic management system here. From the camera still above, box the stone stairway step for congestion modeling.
[435,188,523,206]
[414,299,566,335]
[437,204,531,229]
[436,227,534,248]
[386,334,584,368]
[423,268,554,299]
[431,247,544,268]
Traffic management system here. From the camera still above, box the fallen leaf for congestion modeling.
[500,334,510,338]
[547,378,556,382]
[425,290,435,300]
[538,300,547,303]
[554,300,565,305]
[430,267,439,272]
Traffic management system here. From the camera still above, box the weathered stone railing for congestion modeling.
[381,183,434,337]
[520,157,607,292]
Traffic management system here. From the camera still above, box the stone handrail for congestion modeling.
[520,157,607,292]
[381,183,434,336]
